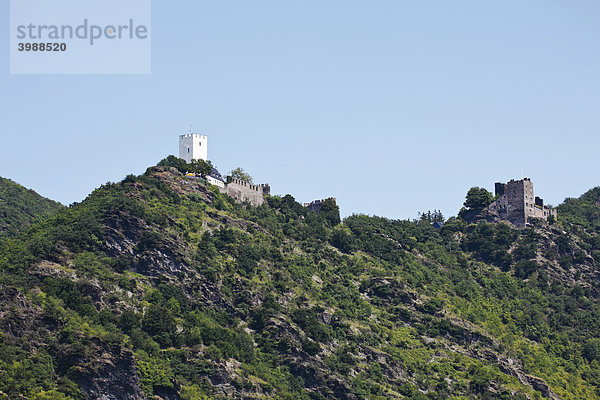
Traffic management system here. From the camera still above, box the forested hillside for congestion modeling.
[0,177,63,241]
[1,165,600,400]
[558,187,600,230]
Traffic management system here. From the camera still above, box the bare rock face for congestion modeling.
[526,375,560,400]
[73,339,145,400]
[30,261,75,279]
[0,286,43,338]
[148,167,215,202]
[462,207,503,225]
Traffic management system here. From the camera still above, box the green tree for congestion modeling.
[228,167,253,184]
[142,304,176,346]
[464,187,494,212]
[157,155,189,174]
[189,159,213,176]
[319,198,341,226]
[330,229,356,253]
[418,210,444,223]
[31,390,71,400]
[583,338,600,362]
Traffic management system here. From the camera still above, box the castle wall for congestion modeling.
[219,178,266,206]
[529,204,557,220]
[179,133,207,163]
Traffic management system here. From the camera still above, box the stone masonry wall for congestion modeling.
[219,178,266,206]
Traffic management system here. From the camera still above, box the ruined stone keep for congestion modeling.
[487,178,557,228]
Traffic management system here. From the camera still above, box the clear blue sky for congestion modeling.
[1,1,599,219]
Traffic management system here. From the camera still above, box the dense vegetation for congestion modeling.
[0,177,63,242]
[558,187,600,231]
[0,167,600,399]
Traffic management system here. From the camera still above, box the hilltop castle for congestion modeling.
[178,133,270,206]
[485,178,557,228]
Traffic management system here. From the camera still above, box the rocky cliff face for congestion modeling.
[73,340,145,400]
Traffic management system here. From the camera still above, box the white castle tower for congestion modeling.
[179,133,207,163]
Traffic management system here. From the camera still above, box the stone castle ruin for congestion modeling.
[304,198,336,213]
[486,178,557,228]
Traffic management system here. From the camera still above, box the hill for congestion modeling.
[0,177,63,241]
[0,166,600,400]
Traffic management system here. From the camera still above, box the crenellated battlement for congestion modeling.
[228,178,262,191]
[179,133,207,139]
[220,178,270,206]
